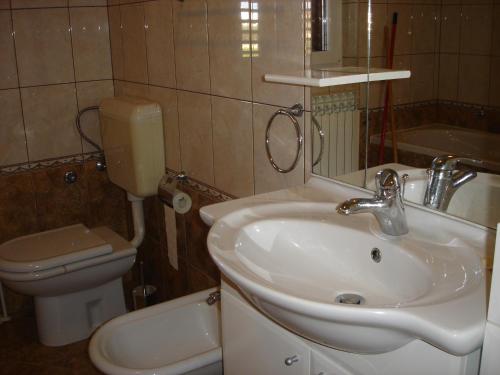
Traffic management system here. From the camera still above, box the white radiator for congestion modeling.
[312,92,360,178]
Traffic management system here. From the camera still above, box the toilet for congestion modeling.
[0,97,165,346]
[89,288,223,375]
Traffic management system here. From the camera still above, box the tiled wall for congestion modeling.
[0,160,130,315]
[103,0,313,307]
[108,0,309,198]
[356,0,498,110]
[438,1,499,107]
[137,183,224,304]
[0,0,124,316]
[0,0,113,168]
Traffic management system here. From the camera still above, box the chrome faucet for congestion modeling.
[337,169,408,236]
[423,155,482,211]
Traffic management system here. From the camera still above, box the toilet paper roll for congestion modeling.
[172,190,192,214]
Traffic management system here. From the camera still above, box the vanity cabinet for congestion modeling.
[221,281,481,375]
[222,286,340,375]
[222,288,311,375]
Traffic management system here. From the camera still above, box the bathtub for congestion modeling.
[371,124,500,172]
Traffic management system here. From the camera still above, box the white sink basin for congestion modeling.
[208,202,488,355]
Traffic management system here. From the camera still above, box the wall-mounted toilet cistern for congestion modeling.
[337,169,409,236]
[423,155,482,212]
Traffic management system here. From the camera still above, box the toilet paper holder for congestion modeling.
[158,172,192,214]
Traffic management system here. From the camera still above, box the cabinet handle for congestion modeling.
[284,355,299,366]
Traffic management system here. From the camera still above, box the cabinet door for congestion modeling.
[222,289,310,375]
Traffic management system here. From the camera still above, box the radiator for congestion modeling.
[312,92,360,178]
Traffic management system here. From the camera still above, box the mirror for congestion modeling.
[310,0,500,229]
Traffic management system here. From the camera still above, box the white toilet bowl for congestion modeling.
[0,224,136,346]
[89,288,222,375]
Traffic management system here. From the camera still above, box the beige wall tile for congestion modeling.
[492,5,500,56]
[173,0,210,94]
[251,0,304,107]
[460,5,492,55]
[0,11,18,89]
[212,96,254,197]
[208,0,252,101]
[147,85,181,171]
[462,0,493,3]
[69,0,106,6]
[121,3,148,83]
[11,0,67,8]
[458,54,490,105]
[0,1,10,9]
[145,0,176,88]
[432,52,440,99]
[70,7,112,81]
[438,53,459,101]
[387,4,412,56]
[76,80,114,153]
[439,5,461,54]
[21,84,81,161]
[358,2,386,58]
[13,8,74,86]
[410,54,435,102]
[342,2,359,58]
[490,57,500,107]
[253,103,304,194]
[177,91,214,185]
[0,89,28,166]
[412,5,439,54]
[391,54,411,105]
[114,80,148,97]
[107,5,123,80]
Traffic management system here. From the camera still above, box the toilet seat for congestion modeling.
[0,224,112,273]
[0,225,136,282]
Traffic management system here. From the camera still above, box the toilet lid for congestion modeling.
[0,224,113,273]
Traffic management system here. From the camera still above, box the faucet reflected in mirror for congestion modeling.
[423,155,482,212]
[310,0,500,229]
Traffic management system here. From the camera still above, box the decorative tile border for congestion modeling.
[0,152,103,177]
[165,168,234,202]
[368,100,438,114]
[368,99,500,114]
[438,100,500,113]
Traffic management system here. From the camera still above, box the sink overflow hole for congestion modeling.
[335,293,365,305]
[371,248,382,263]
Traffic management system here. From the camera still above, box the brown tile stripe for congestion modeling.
[0,152,102,176]
[1,154,234,205]
[165,168,234,202]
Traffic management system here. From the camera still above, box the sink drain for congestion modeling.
[335,293,365,305]
[371,248,382,263]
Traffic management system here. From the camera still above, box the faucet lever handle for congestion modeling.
[375,169,402,197]
[431,155,482,171]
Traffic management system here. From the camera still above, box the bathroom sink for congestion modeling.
[366,168,500,229]
[207,202,487,355]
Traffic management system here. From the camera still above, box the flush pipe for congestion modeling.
[127,193,145,249]
[0,281,11,323]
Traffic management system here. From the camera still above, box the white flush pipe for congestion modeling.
[127,193,145,249]
[0,281,11,323]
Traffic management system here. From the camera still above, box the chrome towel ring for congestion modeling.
[265,104,304,173]
[311,114,325,167]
